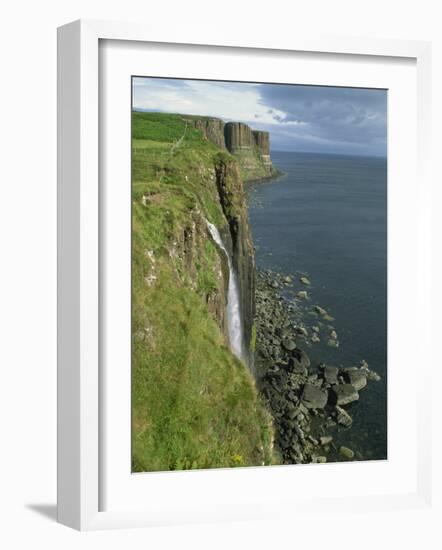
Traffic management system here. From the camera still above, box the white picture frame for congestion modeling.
[57,19,432,531]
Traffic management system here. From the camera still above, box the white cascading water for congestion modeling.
[207,222,245,361]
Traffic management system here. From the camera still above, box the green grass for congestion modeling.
[132,111,207,144]
[131,111,275,472]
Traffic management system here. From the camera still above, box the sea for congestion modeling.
[248,151,387,461]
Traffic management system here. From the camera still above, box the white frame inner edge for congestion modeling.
[57,19,432,531]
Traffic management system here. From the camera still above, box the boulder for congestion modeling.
[282,338,297,351]
[366,370,381,382]
[302,384,328,409]
[339,446,355,460]
[320,435,333,446]
[300,276,311,285]
[312,456,327,464]
[335,405,353,427]
[327,338,339,348]
[345,369,367,391]
[314,305,328,316]
[324,366,339,385]
[275,327,288,338]
[286,407,300,420]
[290,348,311,368]
[295,326,308,337]
[296,290,308,300]
[361,365,381,382]
[291,362,307,375]
[331,384,359,406]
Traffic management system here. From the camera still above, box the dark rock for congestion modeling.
[335,405,353,427]
[299,403,309,415]
[294,424,305,440]
[366,370,381,382]
[302,384,328,409]
[339,446,355,459]
[286,407,300,420]
[324,366,339,385]
[282,338,297,351]
[345,369,367,391]
[314,305,327,316]
[295,326,308,337]
[360,362,381,382]
[331,384,359,406]
[327,338,339,348]
[291,362,307,375]
[290,348,311,369]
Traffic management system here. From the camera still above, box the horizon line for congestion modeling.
[133,109,386,160]
[271,149,387,159]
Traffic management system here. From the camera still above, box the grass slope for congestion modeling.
[131,111,274,472]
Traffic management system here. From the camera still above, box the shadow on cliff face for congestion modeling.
[214,154,256,370]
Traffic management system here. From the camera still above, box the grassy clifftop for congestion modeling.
[131,111,275,472]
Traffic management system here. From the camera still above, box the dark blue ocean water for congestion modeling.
[248,151,387,461]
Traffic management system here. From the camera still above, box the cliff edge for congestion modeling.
[131,111,275,472]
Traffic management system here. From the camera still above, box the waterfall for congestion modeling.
[207,221,245,362]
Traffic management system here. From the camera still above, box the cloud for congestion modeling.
[132,77,285,126]
[256,84,387,155]
[132,77,387,156]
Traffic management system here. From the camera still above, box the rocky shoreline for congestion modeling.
[244,167,285,186]
[254,269,381,464]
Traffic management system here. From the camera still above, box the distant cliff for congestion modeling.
[184,116,279,182]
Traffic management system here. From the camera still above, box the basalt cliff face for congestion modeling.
[213,154,256,366]
[131,111,275,472]
[186,117,277,182]
[178,115,279,363]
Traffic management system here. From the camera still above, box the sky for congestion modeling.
[132,77,387,157]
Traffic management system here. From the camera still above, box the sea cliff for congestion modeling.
[185,115,280,182]
[131,111,275,471]
[132,111,380,470]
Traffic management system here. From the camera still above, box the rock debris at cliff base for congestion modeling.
[254,269,381,464]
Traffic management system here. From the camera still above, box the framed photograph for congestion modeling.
[57,19,432,530]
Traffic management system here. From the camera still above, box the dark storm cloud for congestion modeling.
[258,84,387,156]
